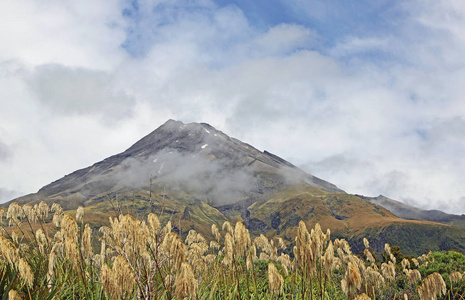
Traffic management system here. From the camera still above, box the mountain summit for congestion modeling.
[33,119,342,205]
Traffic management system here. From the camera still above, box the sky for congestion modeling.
[1,0,465,214]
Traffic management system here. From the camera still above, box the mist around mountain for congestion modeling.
[7,119,465,256]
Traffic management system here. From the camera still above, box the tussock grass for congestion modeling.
[0,202,464,299]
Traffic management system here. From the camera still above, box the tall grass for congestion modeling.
[0,201,463,299]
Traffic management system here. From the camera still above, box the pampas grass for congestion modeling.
[1,201,465,299]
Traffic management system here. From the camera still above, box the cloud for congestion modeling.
[1,0,465,216]
[0,141,10,161]
[92,149,259,205]
[0,188,21,204]
[29,64,135,121]
[0,0,126,69]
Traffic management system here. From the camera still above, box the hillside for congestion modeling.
[360,194,465,228]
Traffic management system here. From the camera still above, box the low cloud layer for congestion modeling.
[1,1,465,214]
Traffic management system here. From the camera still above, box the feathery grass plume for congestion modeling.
[82,224,93,258]
[222,221,234,236]
[365,267,385,291]
[305,242,317,275]
[100,263,114,298]
[196,232,206,244]
[36,229,47,254]
[175,262,198,300]
[204,254,216,265]
[147,213,160,236]
[401,258,411,270]
[234,221,251,258]
[22,204,37,223]
[7,202,24,226]
[323,240,335,277]
[405,269,421,285]
[185,230,198,246]
[222,232,234,266]
[51,240,64,257]
[254,234,271,253]
[268,262,284,296]
[18,257,34,288]
[450,271,463,284]
[337,247,346,263]
[8,290,22,300]
[355,294,371,300]
[276,237,285,250]
[47,249,58,284]
[61,214,78,241]
[0,235,19,266]
[381,261,396,282]
[76,206,84,223]
[0,207,6,223]
[50,203,63,214]
[250,244,257,259]
[97,236,106,266]
[38,201,49,218]
[412,258,420,267]
[162,220,172,236]
[161,231,175,253]
[11,231,19,244]
[363,238,370,249]
[113,255,136,298]
[166,232,187,271]
[189,240,209,258]
[364,249,375,263]
[390,253,397,264]
[277,253,292,275]
[310,223,325,258]
[211,224,221,241]
[246,254,254,271]
[342,261,362,297]
[210,240,220,250]
[111,214,149,257]
[417,272,446,300]
[65,237,79,269]
[295,220,309,266]
[52,212,64,227]
[341,239,352,255]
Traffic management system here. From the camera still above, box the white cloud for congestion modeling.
[29,64,135,121]
[1,0,465,216]
[0,0,126,69]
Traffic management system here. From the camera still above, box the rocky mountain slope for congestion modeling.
[7,120,465,256]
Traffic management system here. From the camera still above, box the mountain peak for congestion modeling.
[22,119,343,205]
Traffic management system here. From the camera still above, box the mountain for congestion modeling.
[14,119,342,206]
[359,194,465,227]
[8,120,465,256]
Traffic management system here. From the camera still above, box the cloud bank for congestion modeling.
[1,0,465,214]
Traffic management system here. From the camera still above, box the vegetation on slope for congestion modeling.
[0,201,464,299]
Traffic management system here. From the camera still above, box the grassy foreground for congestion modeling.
[0,202,464,299]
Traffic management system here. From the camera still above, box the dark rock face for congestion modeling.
[14,119,343,209]
[271,212,281,229]
[248,218,270,232]
[182,206,192,220]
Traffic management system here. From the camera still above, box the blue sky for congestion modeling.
[1,0,465,214]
